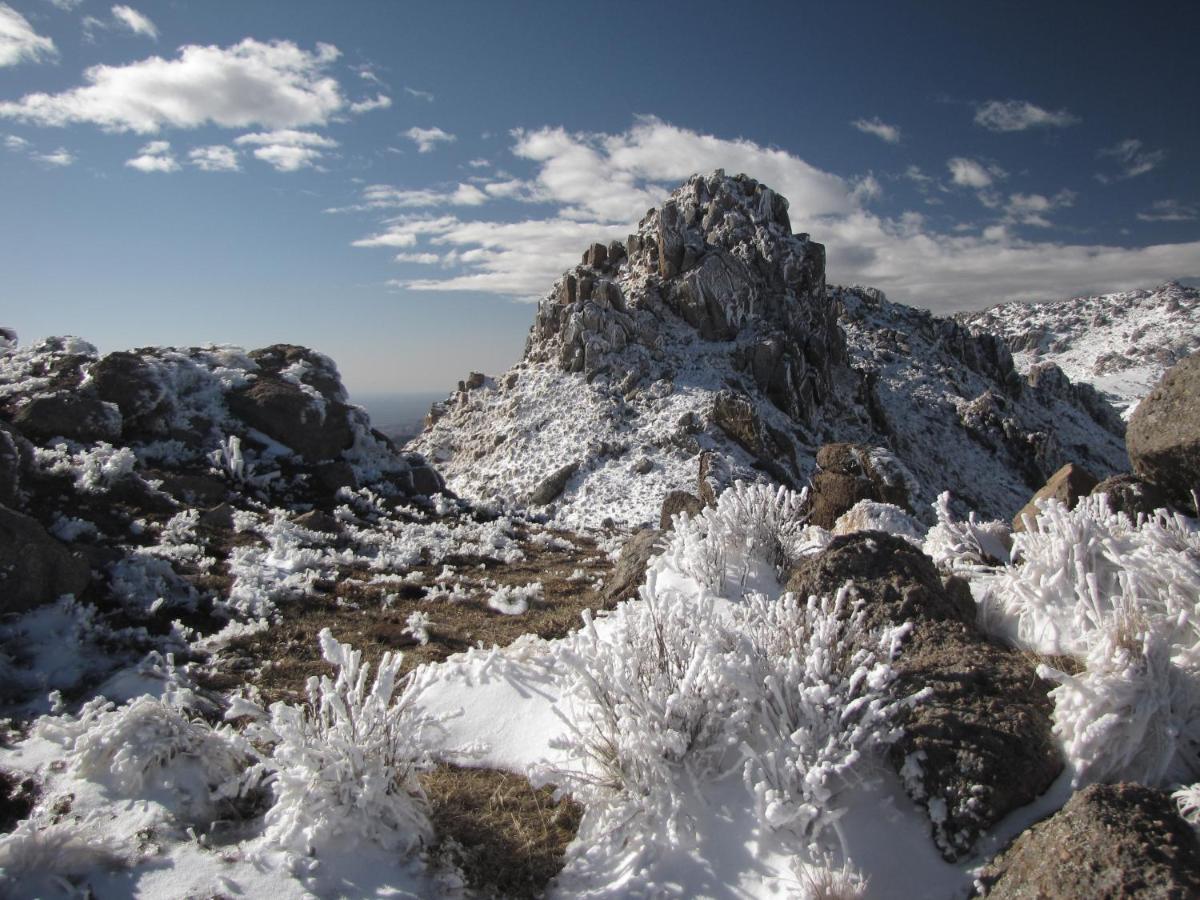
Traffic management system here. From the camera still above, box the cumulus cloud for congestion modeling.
[350,93,391,114]
[947,157,1001,189]
[1097,138,1166,181]
[851,117,901,143]
[1137,199,1197,223]
[125,139,178,172]
[111,5,157,40]
[974,99,1079,132]
[234,128,337,171]
[0,4,56,66]
[188,144,239,172]
[349,117,1199,311]
[405,126,455,153]
[0,39,343,132]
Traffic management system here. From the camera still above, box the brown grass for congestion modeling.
[422,765,582,898]
[200,531,616,705]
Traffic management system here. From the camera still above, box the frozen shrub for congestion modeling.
[0,815,129,885]
[922,491,1011,574]
[735,587,916,846]
[260,628,437,859]
[548,572,746,837]
[487,582,542,615]
[832,500,923,544]
[32,694,257,818]
[1038,613,1200,788]
[975,495,1200,657]
[664,481,808,594]
[1173,783,1200,828]
[34,441,137,493]
[792,851,870,900]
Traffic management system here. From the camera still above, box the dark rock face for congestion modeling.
[0,504,91,614]
[91,350,170,432]
[787,532,1061,861]
[0,423,32,508]
[1127,352,1200,509]
[807,443,911,529]
[1090,473,1171,519]
[408,459,445,497]
[529,462,579,507]
[12,392,122,444]
[601,528,662,606]
[1012,462,1098,532]
[978,783,1200,899]
[659,491,704,530]
[227,379,352,463]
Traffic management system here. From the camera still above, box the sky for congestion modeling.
[1,1,1198,397]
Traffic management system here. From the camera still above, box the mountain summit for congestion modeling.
[413,171,1128,527]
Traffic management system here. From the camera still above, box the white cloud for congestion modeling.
[188,144,239,172]
[48,0,84,9]
[851,117,901,143]
[111,5,157,40]
[125,139,177,172]
[0,4,56,66]
[235,128,337,171]
[1002,189,1076,227]
[394,252,440,264]
[850,174,882,204]
[349,93,391,114]
[33,146,73,166]
[331,182,489,212]
[974,99,1079,132]
[0,39,342,132]
[467,158,490,168]
[405,126,455,153]
[947,157,1000,189]
[3,133,28,150]
[403,86,434,102]
[349,118,1199,311]
[1138,199,1197,223]
[1097,138,1166,181]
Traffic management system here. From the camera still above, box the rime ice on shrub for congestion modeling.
[735,587,915,848]
[259,628,437,861]
[922,491,1012,574]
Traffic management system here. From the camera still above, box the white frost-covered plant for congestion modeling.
[664,481,808,593]
[1038,609,1200,789]
[548,572,747,838]
[923,491,1012,574]
[260,628,437,860]
[735,587,916,848]
[34,441,137,494]
[974,495,1200,657]
[32,694,257,818]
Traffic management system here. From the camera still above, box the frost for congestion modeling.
[405,611,434,645]
[487,582,542,616]
[259,628,438,860]
[49,514,99,542]
[34,441,137,493]
[923,491,1012,575]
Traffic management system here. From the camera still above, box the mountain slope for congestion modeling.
[959,281,1200,419]
[412,171,1127,528]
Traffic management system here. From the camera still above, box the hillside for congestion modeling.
[959,281,1200,419]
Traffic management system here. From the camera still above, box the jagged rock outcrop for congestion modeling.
[1127,351,1200,509]
[787,532,1061,861]
[1089,473,1170,519]
[415,171,1128,528]
[977,783,1200,898]
[806,442,912,529]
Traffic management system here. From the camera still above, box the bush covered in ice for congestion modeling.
[662,481,808,594]
[549,573,745,836]
[922,491,1012,575]
[735,587,915,844]
[258,628,437,860]
[34,441,137,493]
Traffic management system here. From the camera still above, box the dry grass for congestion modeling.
[422,765,582,898]
[201,531,616,705]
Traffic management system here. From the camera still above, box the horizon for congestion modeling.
[2,0,1198,396]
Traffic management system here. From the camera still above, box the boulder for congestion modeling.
[409,462,444,497]
[90,351,167,428]
[659,491,704,530]
[583,242,608,268]
[12,393,122,444]
[786,533,1061,861]
[1127,352,1200,508]
[294,509,340,534]
[227,378,353,463]
[807,443,911,530]
[712,391,763,456]
[1012,462,1098,532]
[0,504,91,614]
[977,783,1200,899]
[529,462,579,507]
[1090,473,1171,520]
[601,528,662,605]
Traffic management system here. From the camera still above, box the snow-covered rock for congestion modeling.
[960,281,1200,420]
[414,171,1128,528]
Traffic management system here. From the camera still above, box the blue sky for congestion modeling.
[2,0,1197,396]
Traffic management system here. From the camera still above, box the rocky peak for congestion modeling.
[527,171,843,424]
